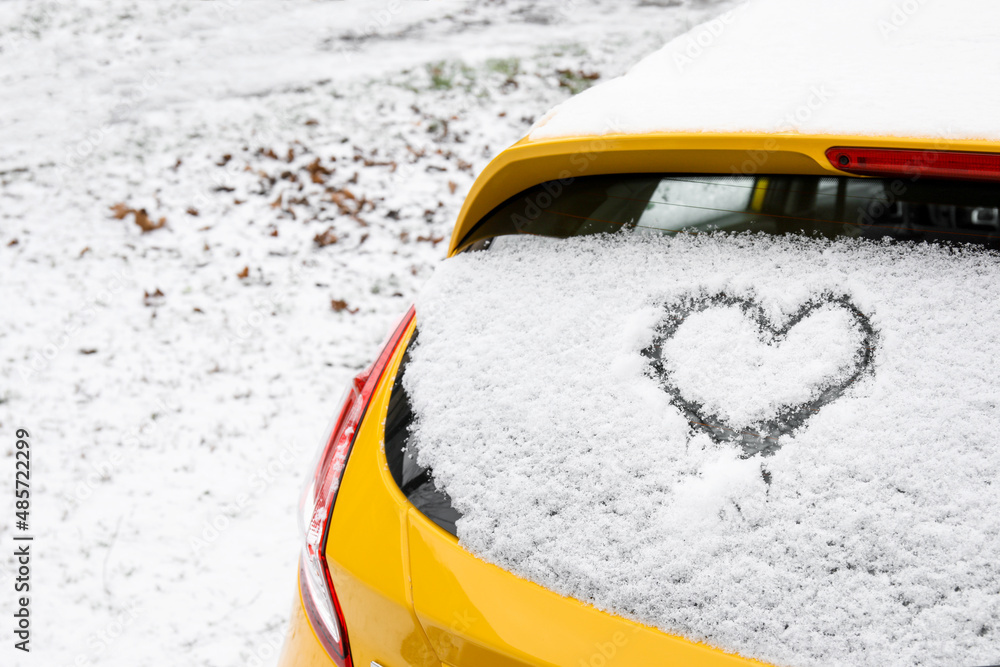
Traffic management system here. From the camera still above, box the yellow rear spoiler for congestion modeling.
[448,132,1000,254]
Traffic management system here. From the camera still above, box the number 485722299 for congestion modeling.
[15,429,30,531]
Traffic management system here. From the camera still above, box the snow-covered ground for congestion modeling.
[0,1,737,665]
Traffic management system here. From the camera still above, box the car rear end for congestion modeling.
[279,133,1000,667]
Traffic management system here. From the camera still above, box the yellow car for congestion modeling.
[277,125,1000,667]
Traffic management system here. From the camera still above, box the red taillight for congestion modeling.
[298,306,415,665]
[827,146,1000,182]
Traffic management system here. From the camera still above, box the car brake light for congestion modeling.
[826,147,1000,182]
[298,306,415,665]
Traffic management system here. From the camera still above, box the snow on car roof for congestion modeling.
[529,0,1000,142]
[405,233,1000,667]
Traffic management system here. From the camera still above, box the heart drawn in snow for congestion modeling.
[643,293,877,458]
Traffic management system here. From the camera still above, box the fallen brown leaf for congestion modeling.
[313,227,339,247]
[237,266,249,279]
[143,288,165,306]
[327,189,356,211]
[133,209,166,233]
[306,158,334,184]
[330,299,359,314]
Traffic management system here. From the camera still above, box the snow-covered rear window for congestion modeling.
[404,177,1000,666]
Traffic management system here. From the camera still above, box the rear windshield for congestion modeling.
[459,173,1000,249]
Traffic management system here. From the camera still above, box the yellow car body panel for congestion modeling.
[280,130,1000,667]
[408,509,766,667]
[280,315,769,666]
